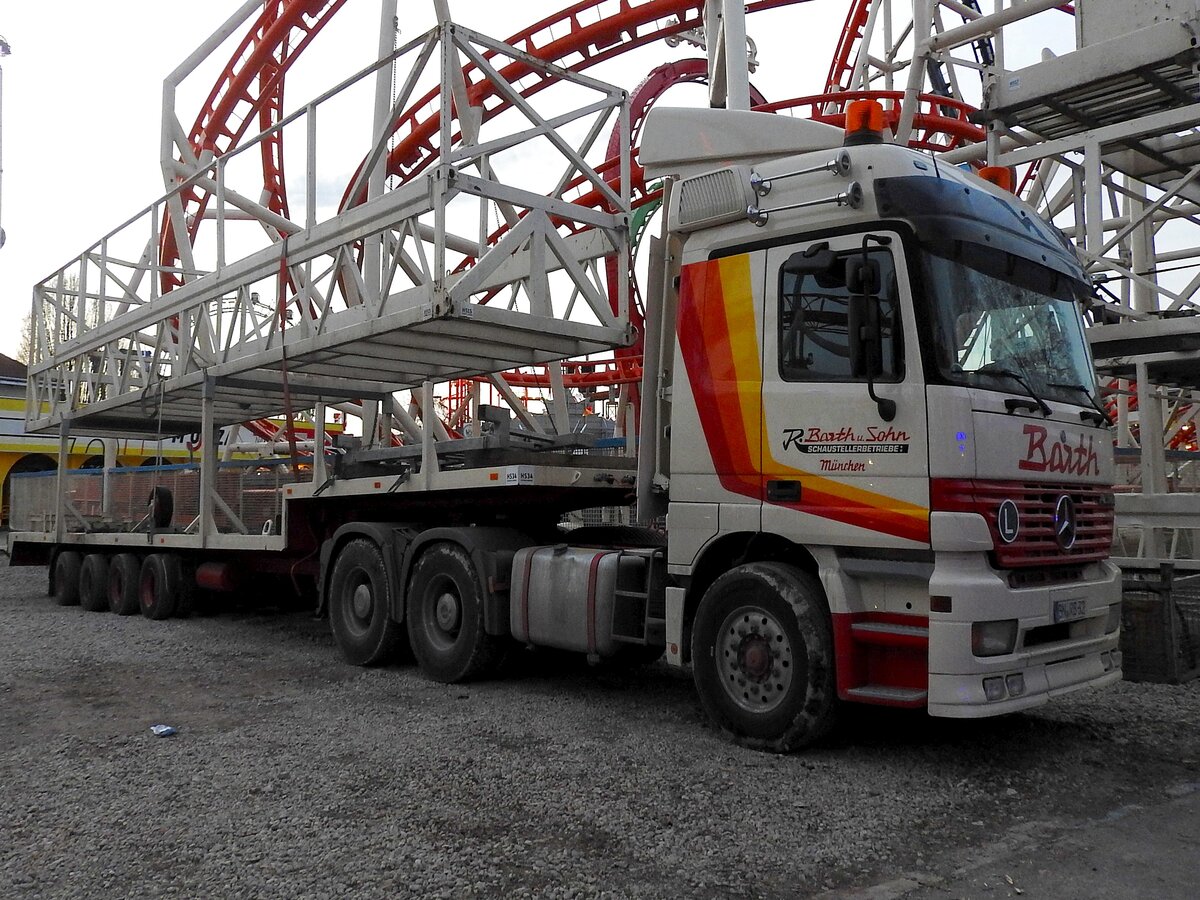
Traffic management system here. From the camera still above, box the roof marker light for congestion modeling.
[844,99,885,147]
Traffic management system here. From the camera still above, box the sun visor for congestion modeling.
[640,107,843,181]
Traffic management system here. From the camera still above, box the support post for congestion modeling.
[313,402,327,486]
[54,420,70,542]
[198,376,217,546]
[102,439,117,521]
[422,380,439,490]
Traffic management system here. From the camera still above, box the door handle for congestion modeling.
[766,480,802,502]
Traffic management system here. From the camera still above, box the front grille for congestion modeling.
[933,479,1114,569]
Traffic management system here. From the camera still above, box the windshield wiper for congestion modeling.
[1050,382,1113,426]
[975,362,1052,416]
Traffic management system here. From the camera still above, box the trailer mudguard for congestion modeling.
[400,527,533,636]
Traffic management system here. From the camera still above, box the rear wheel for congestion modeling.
[691,563,837,752]
[108,554,142,615]
[79,555,111,612]
[407,542,504,683]
[139,554,180,620]
[53,551,83,606]
[328,539,403,666]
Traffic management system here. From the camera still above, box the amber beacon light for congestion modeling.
[843,99,886,146]
[978,165,1016,193]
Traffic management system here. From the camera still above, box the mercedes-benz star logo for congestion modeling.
[1054,494,1077,550]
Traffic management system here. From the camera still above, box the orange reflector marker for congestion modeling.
[844,99,885,146]
[979,165,1015,193]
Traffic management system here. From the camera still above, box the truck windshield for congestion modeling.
[921,241,1097,405]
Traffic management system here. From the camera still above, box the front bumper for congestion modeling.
[926,552,1122,718]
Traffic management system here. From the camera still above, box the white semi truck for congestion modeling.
[9,23,1120,751]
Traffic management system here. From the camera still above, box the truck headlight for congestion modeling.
[1105,603,1122,634]
[972,619,1018,657]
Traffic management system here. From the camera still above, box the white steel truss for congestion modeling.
[26,19,632,439]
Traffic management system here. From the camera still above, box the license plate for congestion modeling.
[1053,597,1087,624]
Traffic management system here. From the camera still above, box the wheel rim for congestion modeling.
[435,590,461,632]
[716,605,794,714]
[343,572,374,636]
[423,575,462,650]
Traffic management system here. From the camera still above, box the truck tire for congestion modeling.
[53,551,83,606]
[328,538,403,667]
[407,542,505,683]
[691,563,837,753]
[108,554,142,616]
[79,555,111,612]
[139,553,180,620]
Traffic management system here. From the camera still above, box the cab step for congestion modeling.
[844,685,928,707]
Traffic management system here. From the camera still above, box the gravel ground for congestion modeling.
[1,558,1198,899]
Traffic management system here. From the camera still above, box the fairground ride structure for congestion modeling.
[24,0,1200,567]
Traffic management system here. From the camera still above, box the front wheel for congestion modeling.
[691,563,837,752]
[407,542,504,683]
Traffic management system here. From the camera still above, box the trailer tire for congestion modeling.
[139,553,180,620]
[691,563,837,753]
[79,555,111,612]
[108,554,142,616]
[53,551,83,606]
[407,542,504,683]
[328,538,403,667]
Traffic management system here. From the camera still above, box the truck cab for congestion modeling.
[641,104,1120,749]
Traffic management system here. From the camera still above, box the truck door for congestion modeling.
[760,232,930,549]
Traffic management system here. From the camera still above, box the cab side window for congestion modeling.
[778,248,902,382]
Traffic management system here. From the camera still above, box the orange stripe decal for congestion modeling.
[678,256,929,544]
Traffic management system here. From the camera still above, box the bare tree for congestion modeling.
[16,311,31,363]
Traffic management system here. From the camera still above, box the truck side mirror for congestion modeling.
[782,244,836,277]
[848,293,883,380]
[846,257,880,294]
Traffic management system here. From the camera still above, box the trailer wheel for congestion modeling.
[79,555,111,612]
[108,554,142,616]
[53,551,83,606]
[691,563,837,753]
[328,538,403,666]
[407,542,504,683]
[139,553,180,620]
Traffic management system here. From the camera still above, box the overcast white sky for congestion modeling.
[0,1,1072,361]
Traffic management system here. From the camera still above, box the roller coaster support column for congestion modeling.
[704,0,750,110]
